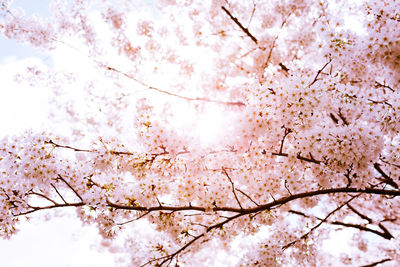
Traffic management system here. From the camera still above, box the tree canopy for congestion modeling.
[1,0,400,265]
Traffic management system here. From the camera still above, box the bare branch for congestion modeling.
[45,140,94,153]
[236,188,259,206]
[360,258,392,267]
[56,175,84,202]
[374,163,399,189]
[290,209,394,240]
[274,126,292,155]
[109,187,400,215]
[374,81,394,92]
[221,6,258,44]
[50,183,68,204]
[116,211,151,226]
[28,191,58,205]
[347,204,372,223]
[308,58,332,87]
[271,151,321,165]
[106,66,245,107]
[337,108,349,126]
[284,195,358,249]
[284,180,293,196]
[264,14,291,69]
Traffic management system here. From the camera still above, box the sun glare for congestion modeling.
[168,101,227,146]
[195,105,226,144]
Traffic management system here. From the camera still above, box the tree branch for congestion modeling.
[222,167,243,209]
[221,6,258,44]
[373,163,399,189]
[106,66,245,107]
[308,58,332,87]
[283,194,358,249]
[360,258,392,267]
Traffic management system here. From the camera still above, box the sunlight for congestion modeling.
[196,105,226,144]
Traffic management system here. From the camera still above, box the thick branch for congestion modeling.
[108,187,400,215]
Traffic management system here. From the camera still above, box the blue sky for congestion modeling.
[0,0,52,60]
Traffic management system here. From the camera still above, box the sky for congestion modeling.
[0,1,117,266]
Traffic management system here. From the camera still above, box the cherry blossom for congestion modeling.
[1,0,400,265]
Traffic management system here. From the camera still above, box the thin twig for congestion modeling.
[50,183,68,204]
[116,211,151,226]
[106,66,245,107]
[373,163,399,189]
[283,195,358,249]
[56,175,84,202]
[308,58,332,87]
[28,191,58,205]
[236,188,259,206]
[222,167,243,209]
[221,6,258,44]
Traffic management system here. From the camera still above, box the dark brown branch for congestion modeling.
[344,164,354,187]
[271,151,321,165]
[377,222,394,240]
[16,202,84,216]
[56,175,84,202]
[50,183,68,204]
[108,187,400,215]
[338,108,349,126]
[360,258,392,267]
[309,58,332,87]
[374,81,394,92]
[14,184,400,263]
[283,195,358,249]
[329,113,339,124]
[347,204,372,223]
[275,127,291,155]
[221,6,258,44]
[373,163,399,189]
[28,191,58,205]
[330,221,393,240]
[19,187,400,218]
[116,211,151,226]
[290,206,394,240]
[284,180,292,196]
[45,140,93,153]
[379,156,400,169]
[147,212,245,266]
